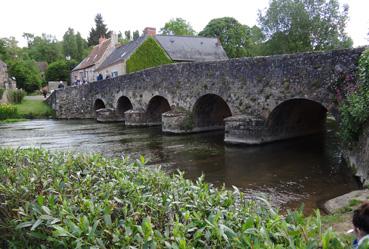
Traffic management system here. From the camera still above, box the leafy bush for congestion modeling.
[6,88,26,104]
[0,88,4,99]
[339,85,369,144]
[126,37,173,73]
[0,104,17,120]
[339,49,369,144]
[46,59,78,83]
[0,148,349,248]
[8,59,42,93]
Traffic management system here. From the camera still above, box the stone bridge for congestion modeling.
[47,47,365,145]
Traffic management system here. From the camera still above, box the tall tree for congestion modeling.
[88,14,111,46]
[133,30,140,40]
[199,17,256,58]
[26,34,63,63]
[63,28,88,61]
[258,0,352,55]
[160,18,196,36]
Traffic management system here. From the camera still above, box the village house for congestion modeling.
[71,34,118,83]
[94,27,228,79]
[0,59,16,90]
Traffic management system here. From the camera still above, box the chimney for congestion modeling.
[110,32,118,46]
[99,35,107,44]
[143,27,156,36]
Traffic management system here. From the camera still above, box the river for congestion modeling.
[0,119,360,213]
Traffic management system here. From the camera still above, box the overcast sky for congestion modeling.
[1,0,368,47]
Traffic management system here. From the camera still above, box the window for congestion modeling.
[111,71,118,78]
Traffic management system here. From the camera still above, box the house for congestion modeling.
[71,34,118,83]
[94,27,228,79]
[0,59,16,90]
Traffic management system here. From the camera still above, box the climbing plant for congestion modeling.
[126,37,172,74]
[339,49,369,145]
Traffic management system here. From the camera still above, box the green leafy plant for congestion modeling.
[126,37,173,74]
[0,103,17,120]
[0,148,350,248]
[6,88,26,104]
[338,49,369,144]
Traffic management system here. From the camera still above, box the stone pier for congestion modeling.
[224,114,326,145]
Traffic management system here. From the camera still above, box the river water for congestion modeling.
[0,119,360,213]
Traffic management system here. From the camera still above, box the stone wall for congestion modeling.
[344,120,369,184]
[47,47,365,122]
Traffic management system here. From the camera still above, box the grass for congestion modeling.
[0,118,28,123]
[0,148,351,248]
[14,98,54,118]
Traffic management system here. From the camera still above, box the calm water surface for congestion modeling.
[0,119,360,213]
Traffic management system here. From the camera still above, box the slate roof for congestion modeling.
[73,38,112,71]
[96,35,228,72]
[96,35,148,71]
[154,35,228,62]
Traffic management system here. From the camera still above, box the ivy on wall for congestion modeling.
[126,37,173,74]
[339,49,369,145]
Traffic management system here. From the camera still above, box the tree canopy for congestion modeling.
[87,14,111,46]
[258,0,352,54]
[160,18,196,36]
[199,17,258,58]
[46,59,78,83]
[63,28,88,61]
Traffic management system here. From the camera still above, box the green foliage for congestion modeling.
[46,59,78,83]
[62,28,88,61]
[0,104,17,120]
[258,0,352,55]
[25,33,63,63]
[199,17,261,58]
[160,18,196,36]
[6,89,26,104]
[88,13,111,46]
[8,59,42,93]
[0,148,350,248]
[126,37,173,73]
[339,85,369,144]
[133,30,140,41]
[339,49,369,145]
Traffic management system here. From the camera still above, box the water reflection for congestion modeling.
[0,119,360,213]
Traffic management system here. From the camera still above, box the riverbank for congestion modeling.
[0,147,353,248]
[0,96,54,123]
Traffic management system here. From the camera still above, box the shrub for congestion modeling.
[0,104,17,120]
[6,89,26,104]
[0,148,349,248]
[46,59,78,83]
[339,49,369,144]
[8,59,42,93]
[126,37,173,73]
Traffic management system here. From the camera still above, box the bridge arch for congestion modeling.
[94,98,106,111]
[116,96,133,116]
[146,95,171,125]
[267,98,328,139]
[192,94,232,131]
